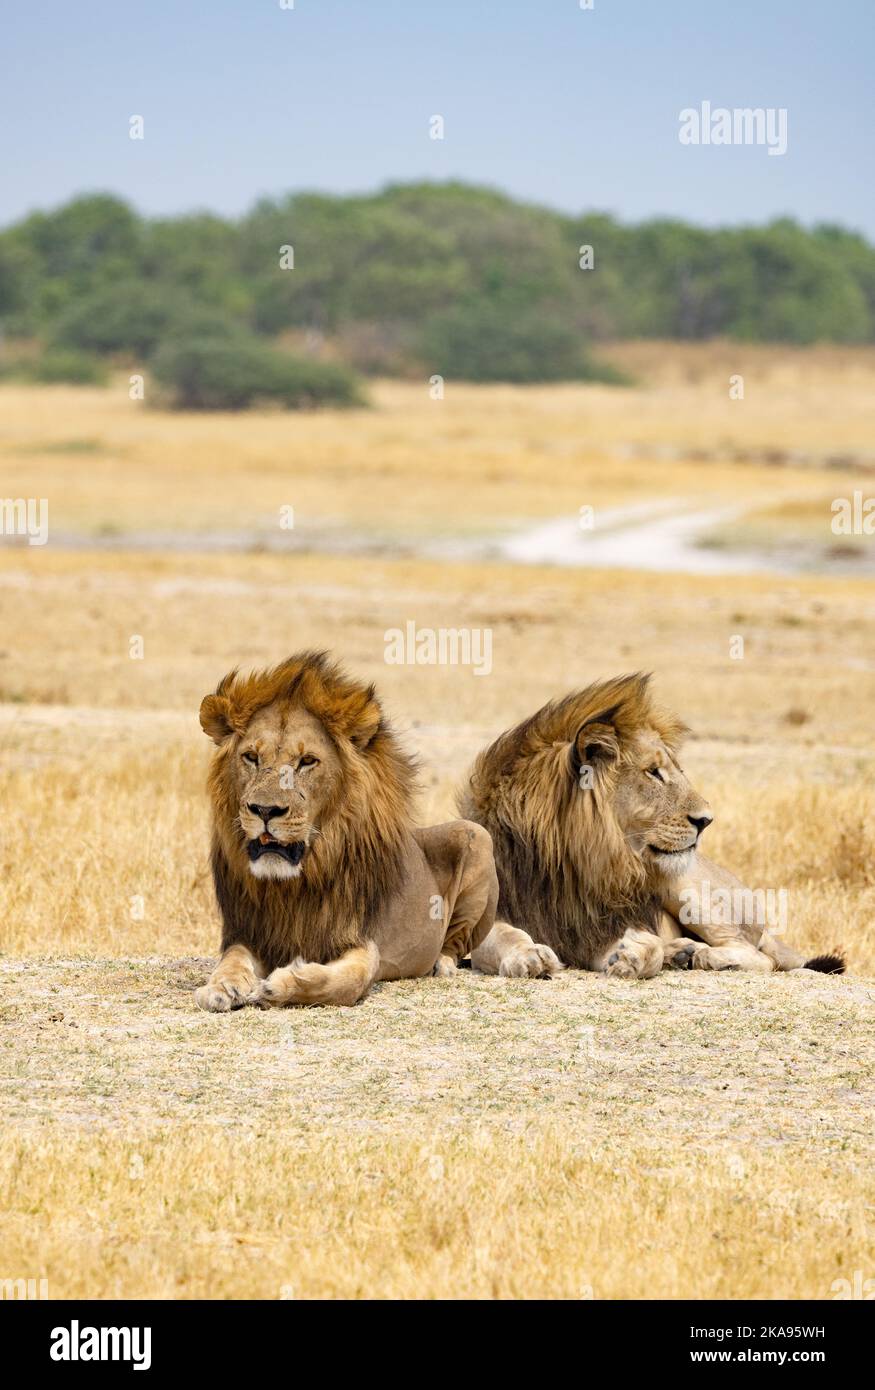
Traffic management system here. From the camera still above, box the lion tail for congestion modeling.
[804,952,846,975]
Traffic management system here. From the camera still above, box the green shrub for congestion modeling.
[0,347,107,384]
[420,297,625,383]
[51,282,237,359]
[27,348,108,384]
[151,334,363,410]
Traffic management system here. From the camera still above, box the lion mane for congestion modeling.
[204,651,417,972]
[459,672,688,965]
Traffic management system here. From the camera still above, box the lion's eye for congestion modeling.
[242,751,258,766]
[299,754,319,768]
[647,767,665,782]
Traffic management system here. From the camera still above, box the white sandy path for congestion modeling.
[497,500,773,574]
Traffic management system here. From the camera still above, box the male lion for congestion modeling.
[460,673,844,980]
[195,651,498,1010]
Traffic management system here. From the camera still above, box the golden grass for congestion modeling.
[1,360,873,1299]
[1,345,874,541]
[2,1127,870,1300]
[707,494,873,555]
[1,958,871,1300]
[1,548,874,736]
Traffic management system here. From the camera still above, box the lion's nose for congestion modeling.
[688,812,713,836]
[248,804,288,825]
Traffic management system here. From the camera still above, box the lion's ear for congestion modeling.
[569,704,621,774]
[348,692,381,750]
[199,693,234,745]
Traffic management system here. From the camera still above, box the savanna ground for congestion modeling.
[1,343,873,1299]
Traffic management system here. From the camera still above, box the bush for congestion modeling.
[420,296,625,383]
[0,347,107,384]
[27,348,108,384]
[151,334,364,410]
[52,282,238,359]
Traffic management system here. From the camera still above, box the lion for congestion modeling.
[195,651,499,1010]
[459,673,844,980]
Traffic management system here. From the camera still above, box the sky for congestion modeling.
[2,0,873,235]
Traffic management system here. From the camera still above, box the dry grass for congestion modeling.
[3,1125,868,1301]
[1,345,874,543]
[1,359,873,1299]
[2,548,875,731]
[1,958,871,1300]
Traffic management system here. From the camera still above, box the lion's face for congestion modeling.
[559,687,713,889]
[195,691,342,881]
[201,653,416,896]
[608,726,713,879]
[226,702,342,880]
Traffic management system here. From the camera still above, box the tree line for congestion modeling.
[1,181,872,403]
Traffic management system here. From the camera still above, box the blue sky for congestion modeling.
[2,0,873,234]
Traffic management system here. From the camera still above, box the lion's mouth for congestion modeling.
[247,833,307,867]
[647,843,695,858]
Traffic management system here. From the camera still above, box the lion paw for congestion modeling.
[256,959,329,1007]
[690,948,740,972]
[255,968,297,1007]
[195,976,260,1012]
[602,945,643,979]
[499,943,563,979]
[432,954,458,977]
[662,939,700,971]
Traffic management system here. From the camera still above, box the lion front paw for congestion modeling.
[254,968,295,1007]
[499,942,563,979]
[599,929,664,980]
[602,944,643,979]
[195,975,261,1012]
[662,938,701,971]
[690,946,741,971]
[256,958,331,1007]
